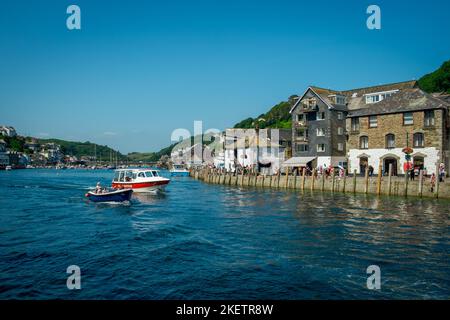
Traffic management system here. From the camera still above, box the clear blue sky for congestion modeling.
[1,0,449,153]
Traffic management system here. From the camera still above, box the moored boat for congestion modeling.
[85,188,133,202]
[170,164,190,177]
[112,168,170,193]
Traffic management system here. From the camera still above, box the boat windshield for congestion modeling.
[145,171,153,177]
[125,171,134,181]
[113,171,120,182]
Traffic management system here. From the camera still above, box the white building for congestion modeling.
[0,126,17,137]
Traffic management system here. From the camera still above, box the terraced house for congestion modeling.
[346,87,450,176]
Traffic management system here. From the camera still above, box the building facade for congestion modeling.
[346,88,450,175]
[289,87,347,170]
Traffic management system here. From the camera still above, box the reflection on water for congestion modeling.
[0,169,449,299]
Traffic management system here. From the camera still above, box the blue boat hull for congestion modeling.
[170,171,190,177]
[86,189,133,202]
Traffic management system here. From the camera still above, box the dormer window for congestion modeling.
[365,90,399,104]
[336,96,346,105]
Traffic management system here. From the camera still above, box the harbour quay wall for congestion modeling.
[190,168,450,200]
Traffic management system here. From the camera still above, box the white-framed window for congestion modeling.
[424,110,435,127]
[337,112,344,120]
[337,127,344,135]
[351,117,360,132]
[413,133,424,147]
[369,115,377,128]
[366,95,380,104]
[317,111,325,120]
[316,128,325,136]
[360,136,369,149]
[317,144,325,152]
[297,114,305,122]
[385,134,395,149]
[337,143,344,151]
[403,112,414,125]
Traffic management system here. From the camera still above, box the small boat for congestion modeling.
[85,188,133,203]
[112,168,170,193]
[5,165,12,171]
[170,164,190,177]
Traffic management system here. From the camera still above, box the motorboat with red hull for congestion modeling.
[112,168,170,193]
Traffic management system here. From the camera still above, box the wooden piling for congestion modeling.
[387,164,392,196]
[418,170,423,197]
[321,171,325,191]
[331,169,336,192]
[311,169,316,191]
[353,169,357,193]
[301,168,306,191]
[404,170,409,197]
[285,167,289,188]
[364,167,369,194]
[376,163,382,195]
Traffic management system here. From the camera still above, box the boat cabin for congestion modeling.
[113,169,161,182]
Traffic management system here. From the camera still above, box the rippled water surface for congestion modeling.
[0,169,449,299]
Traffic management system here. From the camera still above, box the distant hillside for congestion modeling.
[38,138,127,161]
[418,60,450,94]
[127,142,178,162]
[233,95,298,129]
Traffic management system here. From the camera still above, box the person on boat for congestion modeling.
[95,182,102,194]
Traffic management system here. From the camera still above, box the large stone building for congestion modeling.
[346,88,450,175]
[287,81,422,171]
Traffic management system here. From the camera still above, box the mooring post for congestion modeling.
[331,168,336,192]
[418,169,423,197]
[311,169,316,191]
[301,168,306,191]
[404,169,409,197]
[353,169,357,193]
[377,163,382,195]
[293,169,297,189]
[240,169,244,187]
[321,170,325,191]
[277,170,281,188]
[285,167,289,188]
[364,167,369,194]
[343,170,347,193]
[388,164,392,196]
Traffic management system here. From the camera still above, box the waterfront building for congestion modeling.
[224,128,291,175]
[0,125,17,137]
[346,88,450,175]
[288,87,348,170]
[0,139,9,168]
[288,81,419,171]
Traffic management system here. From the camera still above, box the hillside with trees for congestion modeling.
[418,60,450,94]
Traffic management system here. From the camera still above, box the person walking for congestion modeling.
[430,173,436,193]
[439,163,445,182]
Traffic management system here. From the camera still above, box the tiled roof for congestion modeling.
[347,88,449,117]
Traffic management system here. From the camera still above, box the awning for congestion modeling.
[282,157,316,167]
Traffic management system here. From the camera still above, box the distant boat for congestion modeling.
[85,188,133,203]
[5,165,12,171]
[170,164,190,177]
[112,168,170,193]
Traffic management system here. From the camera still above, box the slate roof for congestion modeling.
[347,88,449,118]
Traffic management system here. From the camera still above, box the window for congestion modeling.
[114,171,120,182]
[317,144,325,152]
[366,95,380,104]
[296,114,305,122]
[138,172,145,178]
[152,171,159,176]
[296,144,308,152]
[145,171,153,178]
[317,111,325,120]
[337,127,344,135]
[403,112,414,125]
[360,136,369,149]
[119,171,125,182]
[337,112,344,120]
[351,117,360,132]
[297,128,308,139]
[385,134,395,149]
[337,143,344,151]
[413,133,424,148]
[369,116,377,128]
[316,128,325,136]
[336,96,346,105]
[424,110,435,127]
